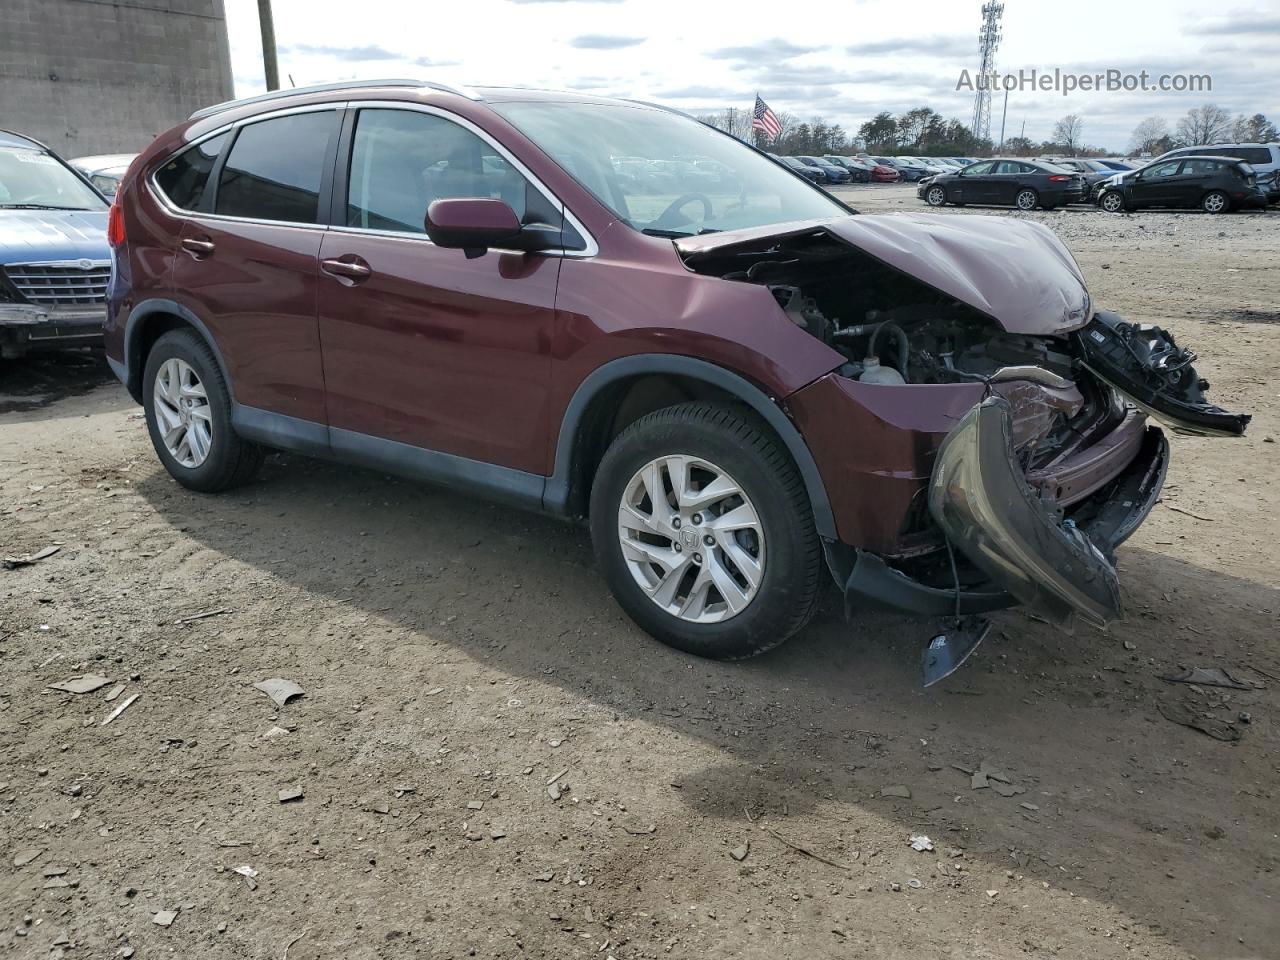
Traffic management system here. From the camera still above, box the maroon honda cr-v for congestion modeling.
[104,79,1248,681]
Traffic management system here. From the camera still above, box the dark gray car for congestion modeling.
[918,158,1087,210]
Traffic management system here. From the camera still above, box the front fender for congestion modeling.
[544,354,837,540]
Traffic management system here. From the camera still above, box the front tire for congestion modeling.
[925,185,948,207]
[143,329,263,492]
[589,402,823,660]
[1099,191,1126,213]
[1015,188,1039,211]
[1202,190,1229,214]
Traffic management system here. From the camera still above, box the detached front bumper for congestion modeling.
[927,395,1166,629]
[0,302,105,357]
[829,402,1167,623]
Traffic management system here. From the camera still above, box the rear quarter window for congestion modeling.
[154,132,228,210]
[1236,147,1272,165]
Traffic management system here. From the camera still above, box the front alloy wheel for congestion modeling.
[925,185,947,207]
[589,402,823,660]
[1100,191,1125,213]
[617,454,764,623]
[153,358,213,467]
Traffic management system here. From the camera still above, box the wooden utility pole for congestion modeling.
[257,0,279,91]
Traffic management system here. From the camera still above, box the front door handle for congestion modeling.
[181,237,215,258]
[321,257,372,284]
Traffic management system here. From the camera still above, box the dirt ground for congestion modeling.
[2,185,1278,960]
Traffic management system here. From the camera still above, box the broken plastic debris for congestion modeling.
[253,678,304,707]
[3,545,60,569]
[1162,666,1252,690]
[278,786,304,803]
[101,693,139,726]
[152,910,178,927]
[1157,700,1242,742]
[232,865,259,890]
[47,674,111,695]
[910,835,934,852]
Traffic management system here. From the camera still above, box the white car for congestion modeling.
[69,153,137,198]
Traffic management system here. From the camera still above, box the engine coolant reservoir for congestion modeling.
[858,356,905,385]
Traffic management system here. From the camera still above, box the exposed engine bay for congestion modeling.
[681,227,1250,451]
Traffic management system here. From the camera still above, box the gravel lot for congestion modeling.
[2,185,1278,959]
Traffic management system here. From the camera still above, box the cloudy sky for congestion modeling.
[224,0,1278,150]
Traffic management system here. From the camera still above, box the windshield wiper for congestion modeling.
[0,203,90,211]
[640,227,723,239]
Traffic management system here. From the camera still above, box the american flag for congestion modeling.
[752,94,781,141]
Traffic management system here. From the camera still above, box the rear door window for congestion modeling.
[344,108,533,234]
[1180,158,1221,175]
[215,111,338,223]
[155,132,227,210]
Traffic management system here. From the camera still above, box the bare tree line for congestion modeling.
[696,102,1276,161]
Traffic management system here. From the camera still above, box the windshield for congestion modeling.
[490,100,848,237]
[0,147,106,210]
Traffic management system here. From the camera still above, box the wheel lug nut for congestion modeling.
[691,513,702,524]
[672,518,681,529]
[703,535,714,546]
[693,553,702,564]
[674,543,682,552]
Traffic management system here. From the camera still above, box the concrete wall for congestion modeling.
[0,0,233,158]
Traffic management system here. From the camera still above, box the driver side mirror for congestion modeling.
[425,198,560,259]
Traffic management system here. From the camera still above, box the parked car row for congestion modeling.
[917,148,1274,214]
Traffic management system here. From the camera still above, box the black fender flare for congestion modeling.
[542,354,837,540]
[122,298,234,403]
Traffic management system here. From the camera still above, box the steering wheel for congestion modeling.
[652,193,713,230]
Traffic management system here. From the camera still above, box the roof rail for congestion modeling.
[189,78,483,121]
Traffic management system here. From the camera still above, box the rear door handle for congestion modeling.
[181,237,215,258]
[321,257,372,283]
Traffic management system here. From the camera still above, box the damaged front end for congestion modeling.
[676,214,1249,682]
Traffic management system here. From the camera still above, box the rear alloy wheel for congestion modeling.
[153,358,212,468]
[590,402,822,660]
[143,329,263,492]
[925,185,948,207]
[1015,188,1039,211]
[1202,190,1229,214]
[1100,191,1126,213]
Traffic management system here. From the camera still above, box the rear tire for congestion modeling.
[589,402,822,660]
[1202,190,1229,214]
[1015,188,1039,211]
[142,329,263,493]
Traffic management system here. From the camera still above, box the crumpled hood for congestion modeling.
[676,213,1092,335]
[0,209,110,265]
